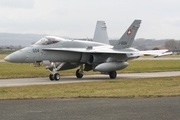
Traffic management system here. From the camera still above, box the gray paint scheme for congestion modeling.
[4,20,170,80]
[114,20,141,49]
[93,21,109,44]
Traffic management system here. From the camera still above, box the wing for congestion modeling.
[43,47,137,54]
[43,47,170,57]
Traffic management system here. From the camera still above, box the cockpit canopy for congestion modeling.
[34,36,63,45]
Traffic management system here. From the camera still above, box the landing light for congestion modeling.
[51,62,55,66]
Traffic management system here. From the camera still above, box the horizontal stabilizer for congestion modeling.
[154,52,173,58]
[139,50,169,55]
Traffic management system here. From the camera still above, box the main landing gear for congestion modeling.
[76,64,84,78]
[109,71,117,79]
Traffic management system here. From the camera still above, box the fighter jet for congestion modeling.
[4,20,170,80]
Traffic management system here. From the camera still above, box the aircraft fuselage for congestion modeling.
[5,38,111,63]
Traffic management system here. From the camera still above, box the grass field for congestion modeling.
[1,60,180,79]
[0,50,15,55]
[0,76,180,100]
[0,54,7,59]
[1,55,180,100]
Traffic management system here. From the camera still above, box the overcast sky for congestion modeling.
[0,0,180,39]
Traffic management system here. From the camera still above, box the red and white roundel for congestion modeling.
[127,29,132,36]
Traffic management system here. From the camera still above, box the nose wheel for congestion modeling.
[47,62,66,81]
[49,73,60,81]
[49,74,54,81]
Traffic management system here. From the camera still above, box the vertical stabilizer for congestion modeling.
[93,21,109,44]
[113,20,141,49]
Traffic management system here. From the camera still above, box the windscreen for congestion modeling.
[34,37,59,45]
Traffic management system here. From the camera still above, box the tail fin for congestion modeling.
[113,20,141,49]
[93,21,109,44]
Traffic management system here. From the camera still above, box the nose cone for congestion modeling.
[4,56,11,62]
[4,50,26,63]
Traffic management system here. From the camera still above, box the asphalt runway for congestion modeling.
[0,97,180,120]
[0,59,5,62]
[0,71,180,87]
[0,69,180,120]
[1,58,180,62]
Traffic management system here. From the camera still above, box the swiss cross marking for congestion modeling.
[127,29,132,36]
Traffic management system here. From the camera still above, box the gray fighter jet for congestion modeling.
[4,20,170,80]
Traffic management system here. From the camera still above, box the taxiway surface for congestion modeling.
[0,71,180,87]
[1,97,180,120]
[1,69,180,120]
[1,58,180,62]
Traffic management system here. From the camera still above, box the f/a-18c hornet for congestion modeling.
[4,20,172,81]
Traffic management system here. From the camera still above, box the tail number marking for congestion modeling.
[32,49,39,53]
[118,41,127,45]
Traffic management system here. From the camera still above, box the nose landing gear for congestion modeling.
[49,73,61,81]
[47,62,65,81]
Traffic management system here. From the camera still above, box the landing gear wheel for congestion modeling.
[49,74,54,81]
[76,69,83,78]
[109,71,117,79]
[54,73,60,81]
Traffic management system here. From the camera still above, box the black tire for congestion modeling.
[54,73,60,81]
[76,69,83,78]
[49,74,54,81]
[109,71,117,79]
